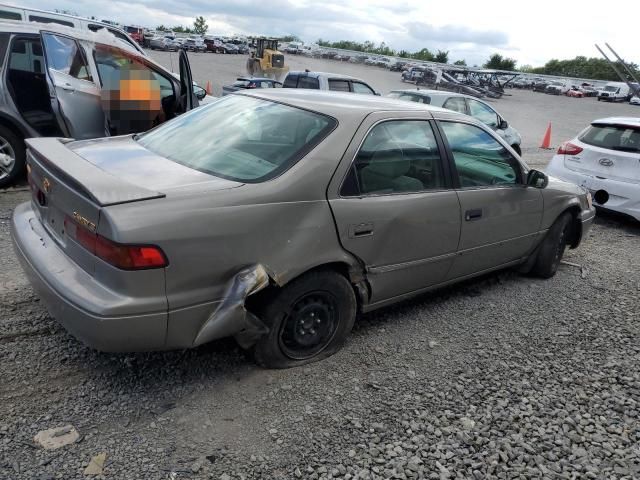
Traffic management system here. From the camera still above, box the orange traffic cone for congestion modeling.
[205,80,212,95]
[540,122,552,149]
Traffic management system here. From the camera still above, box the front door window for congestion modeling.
[440,121,520,187]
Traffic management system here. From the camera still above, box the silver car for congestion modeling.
[387,89,523,155]
[0,21,201,188]
[149,36,177,51]
[12,91,595,368]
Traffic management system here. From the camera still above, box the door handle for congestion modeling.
[465,209,483,221]
[349,222,374,238]
[61,83,75,92]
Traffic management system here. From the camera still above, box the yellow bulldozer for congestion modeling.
[246,38,289,80]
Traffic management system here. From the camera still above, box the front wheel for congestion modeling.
[531,212,572,278]
[251,270,357,368]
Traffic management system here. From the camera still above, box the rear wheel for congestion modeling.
[0,125,25,189]
[531,212,572,278]
[251,270,357,368]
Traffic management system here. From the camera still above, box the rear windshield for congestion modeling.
[579,124,640,152]
[137,95,336,182]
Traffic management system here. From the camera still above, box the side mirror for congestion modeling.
[527,169,548,189]
[374,91,381,96]
[499,118,508,130]
[194,84,206,100]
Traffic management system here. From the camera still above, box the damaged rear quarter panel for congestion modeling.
[103,125,363,348]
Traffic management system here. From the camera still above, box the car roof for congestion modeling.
[238,89,454,118]
[591,117,640,127]
[390,89,469,100]
[0,20,137,52]
[287,71,363,81]
[237,77,279,82]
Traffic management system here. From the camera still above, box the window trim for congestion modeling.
[434,118,526,191]
[338,117,454,198]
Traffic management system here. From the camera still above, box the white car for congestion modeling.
[546,117,640,220]
[630,96,640,105]
[387,89,523,155]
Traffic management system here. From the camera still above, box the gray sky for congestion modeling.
[14,0,638,67]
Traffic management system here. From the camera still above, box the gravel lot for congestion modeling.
[1,51,639,480]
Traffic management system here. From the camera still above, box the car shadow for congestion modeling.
[594,208,640,234]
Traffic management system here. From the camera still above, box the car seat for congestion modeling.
[360,141,423,193]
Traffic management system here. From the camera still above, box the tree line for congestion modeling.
[316,39,453,64]
[520,56,639,81]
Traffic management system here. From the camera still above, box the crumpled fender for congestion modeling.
[192,264,270,348]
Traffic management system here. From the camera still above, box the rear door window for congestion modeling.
[443,97,467,114]
[283,74,298,88]
[341,120,446,195]
[297,76,319,89]
[42,33,93,82]
[9,37,44,73]
[329,79,350,92]
[352,81,375,95]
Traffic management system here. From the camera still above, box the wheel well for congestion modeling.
[0,116,26,143]
[511,144,521,156]
[564,206,582,248]
[247,262,368,312]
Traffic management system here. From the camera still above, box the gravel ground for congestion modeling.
[1,52,640,480]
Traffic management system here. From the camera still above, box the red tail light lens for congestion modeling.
[64,216,167,270]
[557,142,583,155]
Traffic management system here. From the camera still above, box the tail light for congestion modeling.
[64,215,167,270]
[557,142,583,155]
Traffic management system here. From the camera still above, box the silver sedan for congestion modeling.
[12,91,595,367]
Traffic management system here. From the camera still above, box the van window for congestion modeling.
[28,15,74,28]
[9,38,44,73]
[0,10,22,20]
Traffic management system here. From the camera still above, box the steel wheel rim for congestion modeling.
[0,136,15,181]
[279,291,339,360]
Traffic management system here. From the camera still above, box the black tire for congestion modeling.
[531,212,572,278]
[251,270,357,369]
[0,124,25,189]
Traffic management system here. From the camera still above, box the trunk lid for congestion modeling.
[25,136,242,276]
[564,122,640,183]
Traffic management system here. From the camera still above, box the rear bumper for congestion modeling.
[11,202,168,352]
[11,202,268,352]
[547,158,640,221]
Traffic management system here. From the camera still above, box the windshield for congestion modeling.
[580,124,640,152]
[137,95,336,182]
[603,85,619,92]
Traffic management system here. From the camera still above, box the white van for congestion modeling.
[0,3,145,55]
[597,82,630,102]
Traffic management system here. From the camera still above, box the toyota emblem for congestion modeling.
[599,158,614,167]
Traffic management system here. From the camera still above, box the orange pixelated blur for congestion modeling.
[101,62,164,135]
